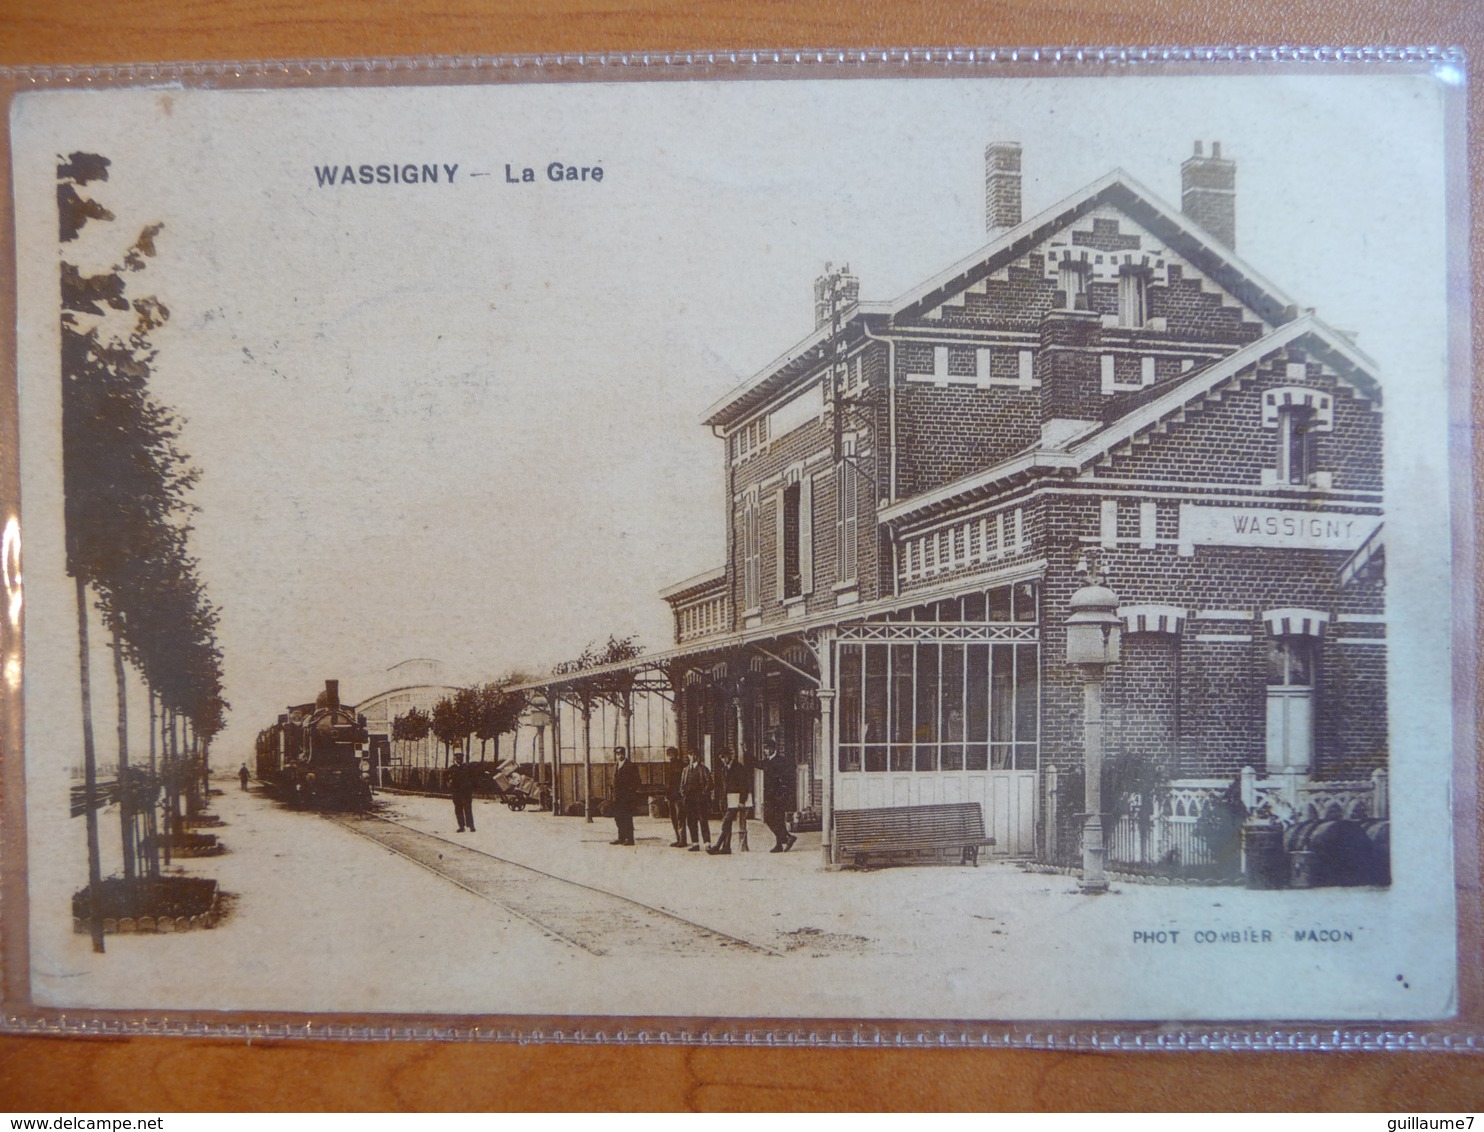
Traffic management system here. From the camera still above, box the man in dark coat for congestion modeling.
[759,736,797,853]
[610,746,640,845]
[446,750,478,833]
[679,749,713,852]
[707,748,752,854]
[664,746,687,847]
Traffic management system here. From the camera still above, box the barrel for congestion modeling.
[1243,821,1288,889]
[1362,819,1391,886]
[1283,818,1376,887]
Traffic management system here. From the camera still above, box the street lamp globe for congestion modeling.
[1066,582,1122,667]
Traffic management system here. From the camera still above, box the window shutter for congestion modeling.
[1100,499,1118,549]
[845,464,859,582]
[834,465,847,582]
[800,472,814,594]
[775,489,787,602]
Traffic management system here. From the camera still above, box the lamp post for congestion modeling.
[1065,576,1122,894]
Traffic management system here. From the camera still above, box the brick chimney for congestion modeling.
[1037,305,1104,434]
[1181,140,1236,248]
[814,263,860,330]
[985,141,1022,235]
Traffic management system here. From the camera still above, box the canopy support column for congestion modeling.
[808,627,838,865]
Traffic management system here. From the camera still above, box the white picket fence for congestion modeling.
[1105,768,1388,870]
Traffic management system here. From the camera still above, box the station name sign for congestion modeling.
[1177,503,1380,556]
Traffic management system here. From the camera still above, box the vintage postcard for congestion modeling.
[1,57,1471,1033]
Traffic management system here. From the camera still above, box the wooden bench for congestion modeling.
[835,802,996,868]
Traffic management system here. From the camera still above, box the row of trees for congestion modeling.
[61,152,228,952]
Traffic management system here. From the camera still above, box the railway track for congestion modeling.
[325,811,782,958]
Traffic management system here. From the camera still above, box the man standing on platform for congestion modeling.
[664,746,687,847]
[447,750,478,833]
[707,747,752,855]
[610,746,639,846]
[679,748,712,852]
[759,736,797,853]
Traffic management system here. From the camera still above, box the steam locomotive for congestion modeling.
[254,679,373,811]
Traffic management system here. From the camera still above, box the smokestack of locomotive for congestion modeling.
[981,138,1236,246]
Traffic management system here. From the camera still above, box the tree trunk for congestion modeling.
[184,718,198,815]
[169,709,182,851]
[111,624,135,894]
[74,577,104,953]
[160,701,171,862]
[143,686,159,877]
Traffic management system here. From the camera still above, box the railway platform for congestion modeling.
[31,772,1391,1023]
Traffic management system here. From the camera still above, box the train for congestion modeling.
[254,679,373,810]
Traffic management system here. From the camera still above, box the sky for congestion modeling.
[10,68,1457,765]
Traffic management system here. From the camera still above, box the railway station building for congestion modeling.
[354,658,461,787]
[527,141,1387,871]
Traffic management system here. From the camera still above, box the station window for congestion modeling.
[1277,405,1316,486]
[782,481,802,599]
[1117,269,1148,328]
[1265,636,1316,773]
[1058,261,1087,309]
[1266,636,1315,688]
[837,641,1039,774]
[741,492,761,611]
[837,580,1041,775]
[733,416,769,462]
[778,470,813,601]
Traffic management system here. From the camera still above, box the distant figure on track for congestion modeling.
[679,749,712,852]
[239,763,250,790]
[610,746,639,845]
[447,750,478,833]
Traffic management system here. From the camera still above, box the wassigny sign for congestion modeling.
[1177,503,1381,556]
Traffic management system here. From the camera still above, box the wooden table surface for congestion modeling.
[1,0,1482,1112]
